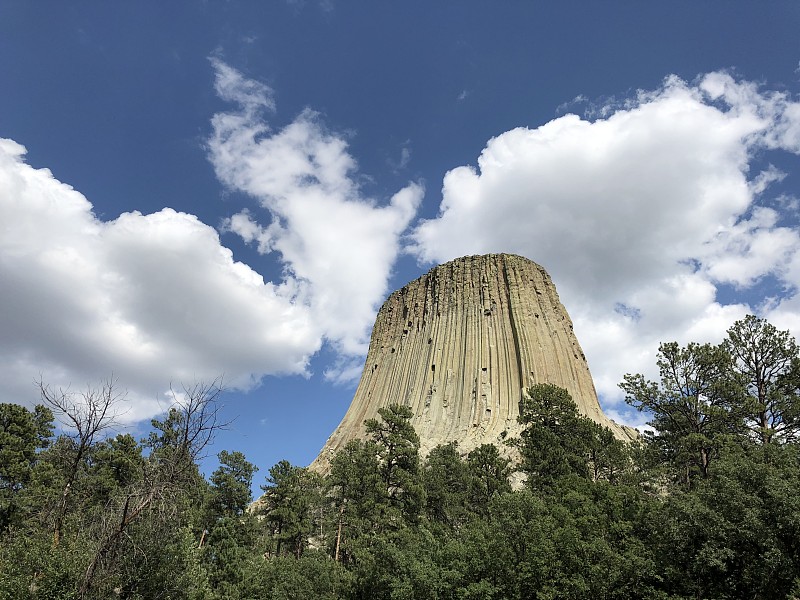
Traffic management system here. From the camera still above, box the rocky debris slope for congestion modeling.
[311,254,635,471]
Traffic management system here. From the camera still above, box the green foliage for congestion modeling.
[0,528,87,600]
[102,522,209,600]
[237,550,350,600]
[365,403,425,524]
[465,443,512,518]
[725,314,800,444]
[621,341,742,484]
[202,514,258,598]
[0,403,53,530]
[652,443,800,598]
[547,479,659,599]
[517,383,584,483]
[3,317,800,598]
[422,442,470,527]
[420,441,513,529]
[347,527,446,600]
[452,485,658,600]
[0,378,227,599]
[209,450,257,519]
[328,439,385,561]
[260,460,323,559]
[82,433,146,508]
[517,384,628,488]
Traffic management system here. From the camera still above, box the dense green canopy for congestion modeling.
[2,315,799,599]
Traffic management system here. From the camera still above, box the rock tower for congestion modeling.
[311,254,633,471]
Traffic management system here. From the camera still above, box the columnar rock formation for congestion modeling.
[311,254,634,471]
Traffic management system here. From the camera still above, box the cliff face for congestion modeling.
[312,254,634,471]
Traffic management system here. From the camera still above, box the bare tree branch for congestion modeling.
[79,376,228,598]
[37,376,125,547]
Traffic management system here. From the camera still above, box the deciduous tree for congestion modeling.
[79,378,225,598]
[38,377,123,547]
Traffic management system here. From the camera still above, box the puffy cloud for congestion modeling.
[1,59,423,425]
[411,72,800,417]
[208,59,423,362]
[0,138,319,421]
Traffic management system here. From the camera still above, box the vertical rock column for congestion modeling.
[311,254,633,472]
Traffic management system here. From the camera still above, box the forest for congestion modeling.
[1,314,799,599]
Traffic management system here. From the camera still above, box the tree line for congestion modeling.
[1,315,799,599]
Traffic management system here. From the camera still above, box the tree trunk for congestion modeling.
[334,505,345,562]
[53,451,85,547]
[700,447,709,479]
[78,493,152,598]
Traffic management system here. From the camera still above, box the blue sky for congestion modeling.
[2,2,800,483]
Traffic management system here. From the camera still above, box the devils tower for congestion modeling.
[312,254,633,471]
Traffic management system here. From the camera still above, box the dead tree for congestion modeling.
[78,377,227,599]
[37,377,124,547]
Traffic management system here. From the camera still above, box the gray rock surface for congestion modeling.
[311,254,635,472]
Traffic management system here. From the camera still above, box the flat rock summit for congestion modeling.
[312,254,634,471]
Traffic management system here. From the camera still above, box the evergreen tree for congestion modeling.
[652,443,800,598]
[208,450,257,519]
[422,442,470,527]
[260,461,322,559]
[465,443,512,518]
[237,551,351,600]
[202,450,259,598]
[364,404,425,525]
[0,403,53,530]
[327,439,385,562]
[725,314,800,444]
[516,384,627,488]
[621,341,740,484]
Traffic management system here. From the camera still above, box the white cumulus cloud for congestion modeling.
[1,59,424,424]
[207,58,424,364]
[411,72,800,420]
[0,138,319,422]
